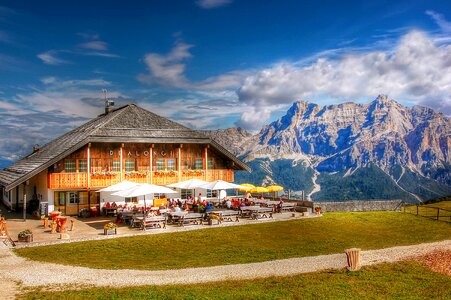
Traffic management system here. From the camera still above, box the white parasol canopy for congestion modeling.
[199,180,251,191]
[97,180,139,192]
[112,184,177,198]
[112,183,178,211]
[167,178,209,189]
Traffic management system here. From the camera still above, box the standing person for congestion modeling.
[197,193,202,202]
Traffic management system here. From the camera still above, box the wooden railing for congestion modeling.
[48,169,234,189]
[402,204,451,223]
[48,173,88,189]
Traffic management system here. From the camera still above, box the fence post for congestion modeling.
[416,204,419,216]
[436,208,440,221]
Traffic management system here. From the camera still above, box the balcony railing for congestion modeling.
[48,169,234,190]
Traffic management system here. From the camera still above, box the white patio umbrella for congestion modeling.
[97,180,139,192]
[167,179,208,200]
[199,180,252,202]
[112,184,177,211]
[167,178,208,189]
[199,180,251,191]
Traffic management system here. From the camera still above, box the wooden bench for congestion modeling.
[141,216,166,230]
[221,210,240,222]
[177,213,204,227]
[252,207,274,219]
[280,203,297,213]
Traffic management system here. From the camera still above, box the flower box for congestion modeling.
[18,234,33,243]
[104,228,117,235]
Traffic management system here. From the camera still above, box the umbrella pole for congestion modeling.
[144,195,146,215]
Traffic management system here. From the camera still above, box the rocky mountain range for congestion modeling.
[204,95,451,202]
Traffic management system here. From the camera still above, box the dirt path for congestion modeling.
[2,240,450,295]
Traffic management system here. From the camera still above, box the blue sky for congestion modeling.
[0,0,450,167]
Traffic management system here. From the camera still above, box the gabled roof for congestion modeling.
[0,104,250,191]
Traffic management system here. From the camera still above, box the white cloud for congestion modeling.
[139,42,192,88]
[138,41,248,90]
[79,40,108,50]
[426,10,451,32]
[37,50,70,65]
[196,0,233,9]
[237,30,451,128]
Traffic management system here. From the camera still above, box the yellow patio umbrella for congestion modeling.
[266,185,284,199]
[266,185,284,192]
[237,183,255,191]
[249,186,269,194]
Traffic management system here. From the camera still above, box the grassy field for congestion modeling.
[15,212,451,270]
[403,201,451,221]
[425,200,451,210]
[20,261,451,300]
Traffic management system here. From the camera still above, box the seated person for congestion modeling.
[183,203,190,212]
[173,205,182,212]
[105,202,111,208]
[205,203,213,211]
[146,210,156,217]
[226,199,232,209]
[111,202,117,208]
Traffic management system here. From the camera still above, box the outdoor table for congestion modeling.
[57,216,68,233]
[49,211,61,222]
[103,207,117,217]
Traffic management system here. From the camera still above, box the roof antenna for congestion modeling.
[102,89,115,114]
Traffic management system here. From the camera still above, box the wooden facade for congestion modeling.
[48,142,234,190]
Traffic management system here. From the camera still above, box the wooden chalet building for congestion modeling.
[0,103,250,216]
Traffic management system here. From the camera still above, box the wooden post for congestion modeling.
[70,219,75,231]
[120,144,124,182]
[150,145,153,184]
[436,208,440,221]
[345,248,361,271]
[416,204,419,216]
[87,144,91,188]
[204,146,208,181]
[178,146,182,182]
[23,183,27,222]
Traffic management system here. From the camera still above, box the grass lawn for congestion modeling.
[15,212,451,270]
[425,200,451,210]
[20,261,451,300]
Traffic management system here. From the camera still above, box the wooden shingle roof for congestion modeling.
[0,104,250,191]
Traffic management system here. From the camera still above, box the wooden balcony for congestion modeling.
[48,169,234,190]
[48,173,88,189]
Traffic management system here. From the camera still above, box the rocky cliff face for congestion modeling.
[204,95,451,202]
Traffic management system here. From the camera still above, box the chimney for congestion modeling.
[105,99,115,114]
[33,144,40,153]
[102,89,115,114]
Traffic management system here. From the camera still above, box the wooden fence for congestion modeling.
[402,204,451,222]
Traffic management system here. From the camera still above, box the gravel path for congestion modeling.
[1,239,450,298]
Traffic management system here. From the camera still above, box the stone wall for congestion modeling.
[315,200,404,212]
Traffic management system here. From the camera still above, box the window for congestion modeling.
[125,197,137,203]
[78,159,87,172]
[181,189,192,199]
[125,159,135,172]
[167,159,176,170]
[112,159,121,172]
[65,159,76,173]
[195,159,203,170]
[206,189,217,198]
[68,192,79,205]
[156,158,165,171]
[57,192,66,205]
[207,159,213,169]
